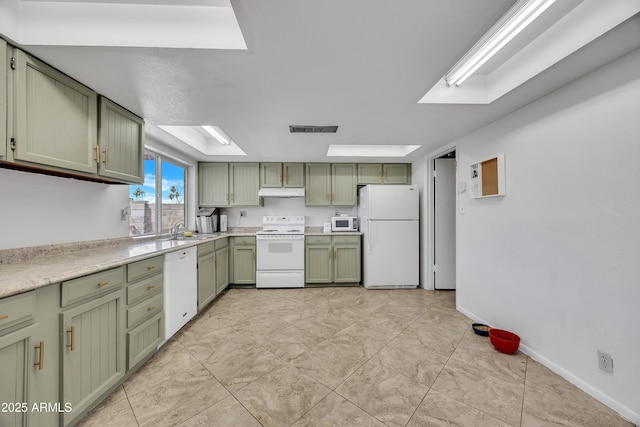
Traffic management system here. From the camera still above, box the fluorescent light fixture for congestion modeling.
[202,125,231,145]
[327,145,421,157]
[157,125,246,156]
[445,0,557,87]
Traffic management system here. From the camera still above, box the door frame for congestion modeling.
[423,146,457,290]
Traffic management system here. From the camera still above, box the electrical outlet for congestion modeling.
[240,211,247,217]
[598,350,614,373]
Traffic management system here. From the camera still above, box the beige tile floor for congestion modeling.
[77,287,633,427]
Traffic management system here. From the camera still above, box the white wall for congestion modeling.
[0,134,197,251]
[0,168,130,249]
[221,198,356,229]
[453,48,640,423]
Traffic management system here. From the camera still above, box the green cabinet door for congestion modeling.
[232,244,256,284]
[215,247,229,294]
[260,163,304,187]
[197,251,216,311]
[230,163,260,206]
[283,163,304,187]
[0,39,6,159]
[12,49,98,174]
[331,163,357,206]
[60,290,125,426]
[97,96,144,184]
[383,164,411,184]
[31,284,62,427]
[0,323,38,427]
[357,164,383,184]
[260,163,282,187]
[305,163,331,206]
[199,163,229,207]
[305,237,333,283]
[333,238,361,283]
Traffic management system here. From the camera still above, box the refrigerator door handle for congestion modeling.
[368,222,372,254]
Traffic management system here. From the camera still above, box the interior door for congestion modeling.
[434,158,456,290]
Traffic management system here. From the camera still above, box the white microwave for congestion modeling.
[331,216,358,232]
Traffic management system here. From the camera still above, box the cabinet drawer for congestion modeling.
[61,267,124,307]
[127,293,163,329]
[0,291,35,334]
[127,313,163,370]
[333,235,361,245]
[233,236,255,245]
[306,235,331,245]
[127,274,163,305]
[215,237,228,250]
[127,256,163,282]
[198,241,216,257]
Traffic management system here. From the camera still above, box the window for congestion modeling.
[129,151,186,236]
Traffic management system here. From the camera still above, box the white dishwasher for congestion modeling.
[160,247,197,347]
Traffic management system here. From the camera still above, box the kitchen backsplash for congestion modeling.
[218,197,357,228]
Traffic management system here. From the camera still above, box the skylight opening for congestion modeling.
[158,125,246,156]
[326,145,421,157]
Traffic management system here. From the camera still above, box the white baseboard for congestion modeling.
[456,305,639,426]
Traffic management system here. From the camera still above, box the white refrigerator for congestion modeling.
[358,185,419,289]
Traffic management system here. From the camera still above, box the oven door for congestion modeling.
[256,235,304,270]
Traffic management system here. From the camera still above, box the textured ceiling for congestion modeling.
[12,0,640,163]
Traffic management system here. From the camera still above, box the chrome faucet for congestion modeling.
[171,221,186,239]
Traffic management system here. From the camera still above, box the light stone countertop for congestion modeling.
[0,227,361,299]
[0,229,256,299]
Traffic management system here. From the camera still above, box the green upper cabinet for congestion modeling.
[97,96,144,184]
[199,163,229,207]
[260,163,304,188]
[260,163,282,188]
[357,163,383,184]
[0,39,6,159]
[283,163,304,187]
[305,163,332,206]
[230,162,260,206]
[12,49,98,174]
[382,163,411,184]
[358,163,411,184]
[331,163,357,206]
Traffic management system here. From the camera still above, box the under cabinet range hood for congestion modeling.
[258,187,305,198]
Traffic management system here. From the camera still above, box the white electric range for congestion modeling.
[255,216,305,288]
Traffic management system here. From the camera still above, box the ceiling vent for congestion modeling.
[289,125,338,133]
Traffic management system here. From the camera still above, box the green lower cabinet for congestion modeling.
[198,239,229,311]
[306,235,361,284]
[0,285,59,427]
[197,250,216,311]
[305,242,333,284]
[231,237,256,285]
[60,289,125,426]
[215,247,229,294]
[333,239,361,283]
[0,323,38,427]
[127,313,163,370]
